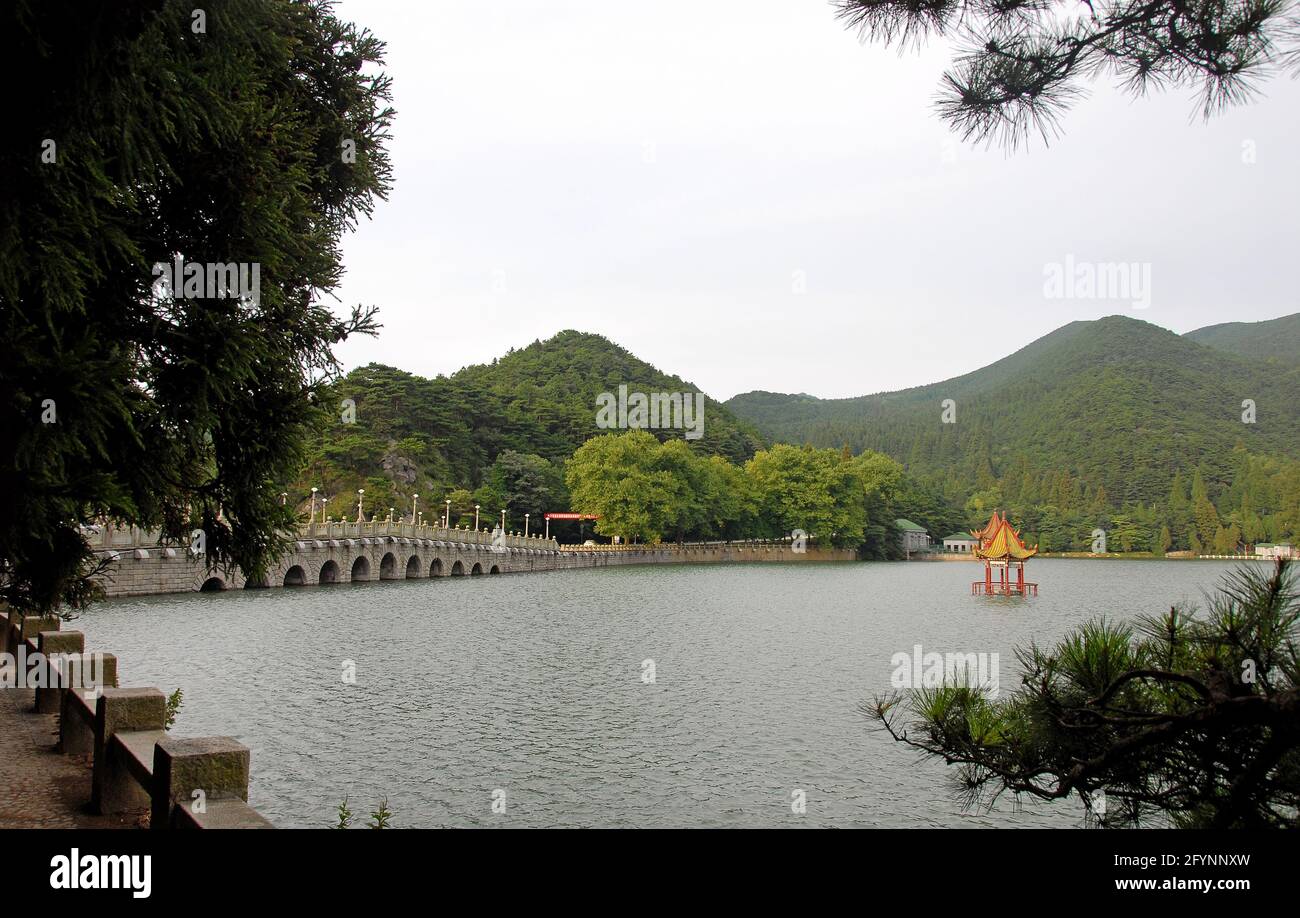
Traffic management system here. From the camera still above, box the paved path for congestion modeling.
[0,687,135,828]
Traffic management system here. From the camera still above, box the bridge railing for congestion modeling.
[556,538,810,552]
[299,520,557,551]
[80,520,560,552]
[81,522,810,555]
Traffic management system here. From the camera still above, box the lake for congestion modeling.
[74,558,1252,827]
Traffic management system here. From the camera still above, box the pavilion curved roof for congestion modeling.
[973,512,1038,560]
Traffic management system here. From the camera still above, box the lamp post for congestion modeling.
[388,507,394,524]
[524,513,530,538]
[444,498,451,529]
[500,509,506,533]
[474,504,480,531]
[411,493,419,525]
[545,515,550,540]
[357,489,365,523]
[310,487,318,524]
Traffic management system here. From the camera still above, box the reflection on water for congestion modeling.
[76,558,1244,827]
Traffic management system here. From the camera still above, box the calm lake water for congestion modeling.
[75,558,1253,827]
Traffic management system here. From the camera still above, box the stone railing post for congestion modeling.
[152,736,270,829]
[92,687,166,814]
[18,613,60,654]
[58,653,118,756]
[35,630,85,714]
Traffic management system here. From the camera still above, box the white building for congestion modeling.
[1254,543,1295,559]
[942,533,978,554]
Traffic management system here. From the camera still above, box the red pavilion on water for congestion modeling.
[970,511,1039,596]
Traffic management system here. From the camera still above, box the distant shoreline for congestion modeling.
[917,551,1280,562]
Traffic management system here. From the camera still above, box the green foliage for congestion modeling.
[565,432,910,551]
[368,798,394,829]
[1185,313,1300,368]
[869,561,1300,828]
[334,797,353,830]
[333,795,393,829]
[565,431,684,543]
[1,0,393,613]
[727,316,1300,552]
[745,444,867,547]
[291,332,764,524]
[835,0,1299,149]
[164,688,184,732]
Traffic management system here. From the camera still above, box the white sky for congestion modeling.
[330,0,1300,400]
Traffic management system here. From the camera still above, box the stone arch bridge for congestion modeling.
[88,520,562,596]
[84,520,856,598]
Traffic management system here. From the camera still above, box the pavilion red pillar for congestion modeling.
[985,561,992,593]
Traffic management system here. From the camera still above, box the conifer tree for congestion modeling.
[0,0,394,613]
[836,0,1300,148]
[868,561,1300,827]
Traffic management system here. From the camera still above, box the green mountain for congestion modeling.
[1184,312,1300,367]
[725,315,1300,538]
[295,330,763,522]
[295,316,1299,552]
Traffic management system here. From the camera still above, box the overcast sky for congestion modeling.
[330,0,1299,400]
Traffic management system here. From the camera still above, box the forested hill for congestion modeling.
[725,315,1300,540]
[296,330,763,522]
[1183,312,1300,367]
[451,330,763,463]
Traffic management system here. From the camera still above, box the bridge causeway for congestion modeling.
[86,522,853,597]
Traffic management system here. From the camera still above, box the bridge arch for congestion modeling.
[470,562,483,576]
[319,560,339,584]
[405,555,422,578]
[380,552,399,580]
[351,556,371,582]
[283,565,306,587]
[199,576,226,592]
[430,557,444,577]
[450,560,465,577]
[489,564,500,575]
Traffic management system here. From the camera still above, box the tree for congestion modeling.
[1,0,393,614]
[485,451,568,524]
[565,431,682,543]
[868,560,1300,827]
[852,450,907,559]
[835,0,1300,148]
[700,455,759,540]
[1109,514,1144,552]
[446,488,476,528]
[745,445,867,548]
[1192,469,1222,548]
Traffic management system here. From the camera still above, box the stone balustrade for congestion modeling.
[557,537,805,552]
[83,519,559,554]
[80,518,853,597]
[1,605,273,829]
